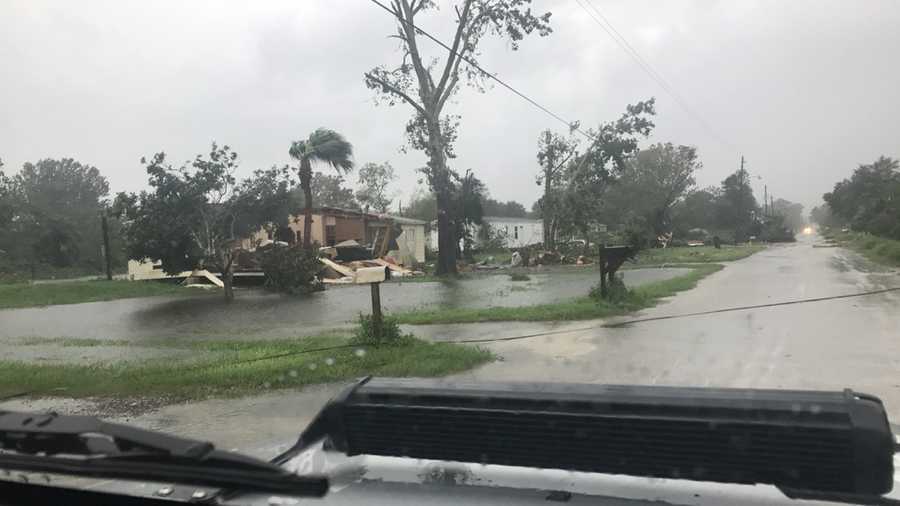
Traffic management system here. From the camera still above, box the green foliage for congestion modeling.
[824,156,900,239]
[717,167,759,242]
[356,161,395,213]
[771,198,805,232]
[0,335,493,400]
[365,0,553,275]
[482,198,530,218]
[632,244,765,265]
[260,246,324,294]
[352,314,410,347]
[509,272,530,281]
[118,144,239,277]
[825,230,900,268]
[292,172,358,210]
[589,273,628,302]
[0,158,118,275]
[601,143,699,243]
[540,100,657,247]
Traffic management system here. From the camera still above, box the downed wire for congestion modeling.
[5,286,899,404]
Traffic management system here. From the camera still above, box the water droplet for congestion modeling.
[156,486,174,496]
[191,490,207,500]
[263,382,272,389]
[308,363,317,371]
[325,357,335,366]
[278,375,286,382]
[354,348,366,357]
[289,370,298,378]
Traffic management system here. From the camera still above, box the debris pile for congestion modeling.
[319,244,422,284]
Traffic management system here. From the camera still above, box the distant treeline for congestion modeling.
[811,156,900,239]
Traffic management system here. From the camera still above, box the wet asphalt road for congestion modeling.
[449,234,900,415]
[7,235,900,453]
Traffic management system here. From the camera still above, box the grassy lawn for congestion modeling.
[0,335,492,400]
[823,230,900,268]
[0,280,204,309]
[631,244,765,266]
[394,264,723,325]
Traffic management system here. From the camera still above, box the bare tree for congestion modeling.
[365,0,552,275]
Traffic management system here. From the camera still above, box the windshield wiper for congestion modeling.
[0,410,328,497]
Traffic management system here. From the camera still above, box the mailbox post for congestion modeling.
[355,266,392,339]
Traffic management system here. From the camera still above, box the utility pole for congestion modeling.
[101,213,113,281]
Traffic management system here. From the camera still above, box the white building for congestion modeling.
[428,216,544,251]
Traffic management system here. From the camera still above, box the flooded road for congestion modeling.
[8,236,900,456]
[0,267,687,341]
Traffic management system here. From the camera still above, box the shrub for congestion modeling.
[509,272,530,281]
[352,314,412,347]
[260,245,324,294]
[589,273,630,303]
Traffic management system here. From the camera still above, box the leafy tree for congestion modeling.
[671,187,720,236]
[365,0,552,275]
[402,188,438,223]
[356,162,395,213]
[481,198,529,218]
[551,100,656,249]
[824,156,900,238]
[1,158,110,271]
[232,165,300,241]
[452,169,485,259]
[605,143,699,241]
[119,143,293,301]
[288,129,355,248]
[535,130,577,248]
[771,198,805,232]
[717,167,759,242]
[810,203,841,228]
[290,172,358,210]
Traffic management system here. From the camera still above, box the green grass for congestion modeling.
[631,245,765,266]
[0,336,493,400]
[824,230,900,267]
[0,280,203,309]
[394,264,723,325]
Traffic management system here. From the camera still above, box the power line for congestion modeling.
[574,0,737,151]
[367,0,592,140]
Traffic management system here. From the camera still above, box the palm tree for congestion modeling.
[289,129,354,248]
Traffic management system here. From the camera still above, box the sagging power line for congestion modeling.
[574,0,737,151]
[367,0,593,140]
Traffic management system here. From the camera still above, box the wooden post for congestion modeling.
[370,282,383,339]
[101,214,113,281]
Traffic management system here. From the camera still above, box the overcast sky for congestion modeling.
[2,0,899,213]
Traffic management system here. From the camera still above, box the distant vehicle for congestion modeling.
[686,240,705,247]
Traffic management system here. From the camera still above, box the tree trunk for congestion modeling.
[543,167,553,250]
[424,113,457,276]
[300,159,313,248]
[223,262,234,302]
[435,190,457,275]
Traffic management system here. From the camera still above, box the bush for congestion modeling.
[589,273,630,303]
[260,245,324,294]
[352,314,412,347]
[509,272,530,281]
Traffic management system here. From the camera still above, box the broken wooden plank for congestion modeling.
[191,269,225,288]
[371,258,411,273]
[320,257,355,278]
